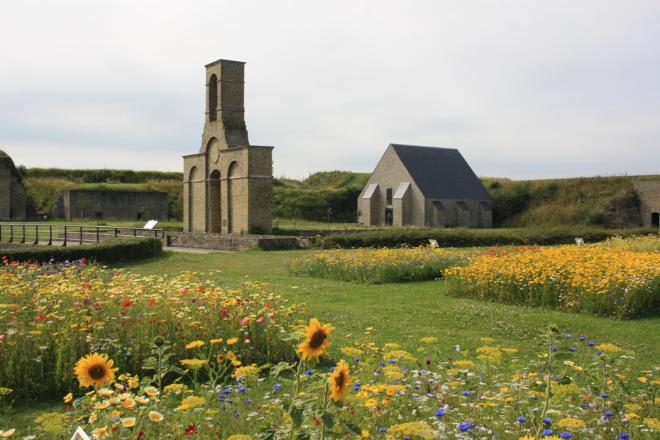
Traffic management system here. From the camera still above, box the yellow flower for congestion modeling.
[328,361,351,402]
[638,376,648,383]
[227,337,239,345]
[73,353,118,388]
[227,436,253,440]
[164,383,189,393]
[340,347,363,357]
[63,392,73,403]
[361,430,369,438]
[364,398,377,408]
[148,411,164,422]
[97,388,114,397]
[644,418,660,430]
[185,340,205,349]
[121,417,136,428]
[210,338,224,344]
[144,386,159,397]
[557,418,586,429]
[94,401,110,410]
[92,426,109,438]
[233,364,260,378]
[382,365,404,380]
[122,398,136,409]
[452,359,475,368]
[387,421,435,440]
[480,337,496,343]
[419,337,437,343]
[297,318,333,361]
[180,359,208,368]
[178,395,206,410]
[0,430,15,438]
[595,343,623,353]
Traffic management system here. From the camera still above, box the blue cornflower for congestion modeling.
[600,392,608,398]
[232,410,239,417]
[544,417,552,425]
[329,366,336,372]
[217,395,225,402]
[542,429,554,436]
[388,358,397,364]
[560,432,572,439]
[378,427,387,433]
[273,383,281,392]
[435,409,445,417]
[403,436,412,440]
[305,369,313,376]
[597,351,604,356]
[618,433,630,439]
[378,361,386,367]
[223,388,233,395]
[462,390,471,396]
[582,402,590,409]
[458,422,475,432]
[243,398,252,404]
[604,411,613,418]
[551,346,558,352]
[578,336,586,341]
[353,383,362,392]
[569,347,577,352]
[588,341,595,347]
[237,385,246,393]
[516,416,527,423]
[354,357,361,363]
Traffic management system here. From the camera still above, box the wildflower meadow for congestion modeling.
[0,235,658,438]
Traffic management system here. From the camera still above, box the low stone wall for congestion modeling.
[166,232,301,251]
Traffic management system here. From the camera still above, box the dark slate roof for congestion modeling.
[390,144,491,200]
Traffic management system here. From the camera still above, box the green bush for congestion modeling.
[0,238,163,264]
[320,227,657,249]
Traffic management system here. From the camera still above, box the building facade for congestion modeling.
[54,189,168,221]
[183,59,273,234]
[633,180,660,227]
[0,150,36,221]
[358,144,492,228]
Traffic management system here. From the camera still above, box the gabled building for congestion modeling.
[358,144,492,228]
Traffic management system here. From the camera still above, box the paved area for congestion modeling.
[163,246,229,254]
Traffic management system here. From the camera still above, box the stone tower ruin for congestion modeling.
[183,59,273,234]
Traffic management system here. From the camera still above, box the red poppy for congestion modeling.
[147,299,156,306]
[183,424,197,435]
[81,282,93,289]
[136,431,145,440]
[121,299,133,308]
[35,313,47,321]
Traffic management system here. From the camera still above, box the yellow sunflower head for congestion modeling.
[297,318,333,361]
[328,361,351,402]
[74,353,118,389]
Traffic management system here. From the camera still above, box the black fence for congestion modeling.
[0,223,165,246]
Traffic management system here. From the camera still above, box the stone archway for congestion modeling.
[227,161,238,233]
[208,169,221,232]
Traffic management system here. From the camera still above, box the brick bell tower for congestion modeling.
[183,59,273,235]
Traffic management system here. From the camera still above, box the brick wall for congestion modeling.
[61,190,168,221]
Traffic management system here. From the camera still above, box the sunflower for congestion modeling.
[297,318,333,361]
[74,353,118,389]
[328,361,351,402]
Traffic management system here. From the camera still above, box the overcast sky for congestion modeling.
[1,0,659,180]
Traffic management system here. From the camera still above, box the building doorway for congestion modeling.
[208,170,221,232]
[652,212,659,227]
[385,207,393,226]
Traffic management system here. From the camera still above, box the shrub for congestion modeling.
[0,264,297,401]
[445,236,660,318]
[320,227,656,249]
[0,238,163,264]
[292,247,468,283]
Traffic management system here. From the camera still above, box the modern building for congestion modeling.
[183,59,273,234]
[358,144,492,228]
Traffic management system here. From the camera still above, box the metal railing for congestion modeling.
[0,223,165,246]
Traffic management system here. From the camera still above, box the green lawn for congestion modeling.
[123,250,660,368]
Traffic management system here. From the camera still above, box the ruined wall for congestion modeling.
[634,180,660,227]
[60,190,168,221]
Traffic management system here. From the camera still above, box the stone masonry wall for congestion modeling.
[634,180,660,227]
[61,190,168,221]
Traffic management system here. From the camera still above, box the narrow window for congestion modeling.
[208,74,218,121]
[386,188,393,205]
